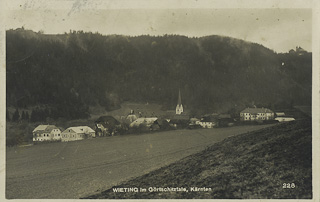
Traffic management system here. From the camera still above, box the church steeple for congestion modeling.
[177,89,182,105]
[176,89,183,115]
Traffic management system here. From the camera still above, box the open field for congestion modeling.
[85,119,312,199]
[6,124,275,199]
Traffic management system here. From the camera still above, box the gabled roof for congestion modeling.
[33,125,59,133]
[240,108,274,114]
[130,117,158,127]
[62,126,95,134]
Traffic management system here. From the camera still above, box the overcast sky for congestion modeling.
[4,0,312,53]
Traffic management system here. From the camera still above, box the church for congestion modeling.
[176,89,184,115]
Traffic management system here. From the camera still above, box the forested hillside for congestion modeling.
[6,28,312,121]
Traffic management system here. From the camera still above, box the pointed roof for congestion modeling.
[33,125,59,133]
[62,126,95,134]
[177,89,182,105]
[240,108,274,114]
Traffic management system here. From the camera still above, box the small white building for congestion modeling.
[126,114,138,122]
[240,107,274,121]
[33,125,62,142]
[275,117,295,122]
[196,117,217,129]
[129,117,158,128]
[61,126,95,142]
[198,121,216,128]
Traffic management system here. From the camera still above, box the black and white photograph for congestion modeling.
[1,0,319,200]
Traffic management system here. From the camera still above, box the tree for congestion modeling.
[12,108,20,122]
[30,109,38,122]
[25,111,30,121]
[21,111,26,120]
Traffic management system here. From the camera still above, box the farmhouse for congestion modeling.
[95,116,122,136]
[61,126,95,142]
[126,114,138,123]
[240,107,274,121]
[130,117,158,128]
[33,125,61,142]
[197,116,218,128]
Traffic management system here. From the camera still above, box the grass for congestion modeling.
[84,118,312,199]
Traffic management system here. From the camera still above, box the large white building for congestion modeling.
[240,107,274,121]
[129,117,158,128]
[61,126,95,142]
[33,125,61,142]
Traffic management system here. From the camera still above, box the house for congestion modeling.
[197,116,218,128]
[240,107,274,121]
[129,117,158,128]
[95,116,122,136]
[33,125,62,142]
[275,117,295,122]
[61,126,95,142]
[189,118,200,125]
[126,114,137,123]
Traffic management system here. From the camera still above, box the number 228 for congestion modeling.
[283,183,295,188]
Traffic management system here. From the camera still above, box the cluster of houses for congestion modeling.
[33,125,95,142]
[32,90,295,143]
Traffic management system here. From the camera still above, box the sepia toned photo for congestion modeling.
[2,0,318,200]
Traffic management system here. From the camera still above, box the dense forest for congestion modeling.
[6,28,312,121]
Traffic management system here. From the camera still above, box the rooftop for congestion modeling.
[240,107,274,114]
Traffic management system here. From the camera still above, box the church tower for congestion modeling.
[176,89,184,115]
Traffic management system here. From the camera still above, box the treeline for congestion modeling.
[6,28,312,121]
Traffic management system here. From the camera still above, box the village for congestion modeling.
[32,90,295,143]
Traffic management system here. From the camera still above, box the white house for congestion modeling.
[275,117,295,122]
[196,117,217,129]
[129,117,158,128]
[61,126,95,142]
[126,114,138,122]
[240,107,274,121]
[33,125,62,142]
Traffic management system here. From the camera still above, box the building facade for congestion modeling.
[240,107,274,121]
[33,125,61,142]
[61,126,95,142]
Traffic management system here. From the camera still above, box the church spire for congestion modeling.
[176,89,183,115]
[177,89,182,106]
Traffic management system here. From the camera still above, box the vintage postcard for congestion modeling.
[1,0,319,201]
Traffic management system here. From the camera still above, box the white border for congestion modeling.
[0,0,319,201]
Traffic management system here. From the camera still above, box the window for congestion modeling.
[58,134,60,136]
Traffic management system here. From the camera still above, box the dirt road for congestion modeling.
[6,124,274,199]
